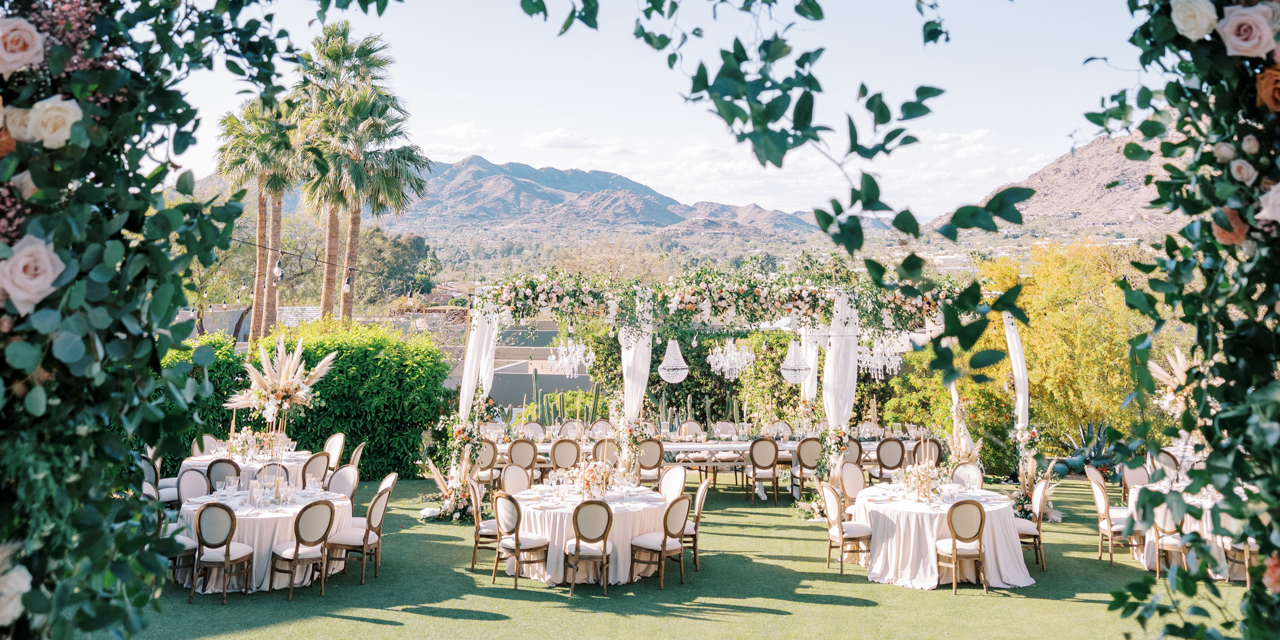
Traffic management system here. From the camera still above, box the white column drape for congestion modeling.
[620,295,654,424]
[1002,311,1030,431]
[821,294,859,432]
[458,303,499,422]
[800,324,822,403]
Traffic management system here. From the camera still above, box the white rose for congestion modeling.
[9,170,36,199]
[0,565,31,626]
[1216,5,1276,58]
[0,18,44,81]
[3,107,34,143]
[0,235,65,316]
[1265,2,1280,33]
[1230,159,1259,185]
[1172,0,1218,40]
[29,95,82,149]
[1258,184,1280,223]
[1243,134,1261,155]
[1213,142,1237,162]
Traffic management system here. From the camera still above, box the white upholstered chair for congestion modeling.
[839,462,865,519]
[501,465,530,495]
[790,437,821,497]
[936,499,988,594]
[268,499,335,600]
[326,464,359,501]
[1088,474,1130,566]
[659,465,687,502]
[551,439,581,470]
[684,479,711,570]
[206,458,241,489]
[821,481,872,575]
[745,438,780,505]
[592,438,619,465]
[301,452,330,489]
[1017,478,1049,571]
[189,503,253,605]
[323,432,346,475]
[491,491,549,590]
[868,438,905,484]
[565,500,614,595]
[951,463,984,490]
[468,478,498,570]
[328,487,391,584]
[638,439,664,486]
[629,494,690,589]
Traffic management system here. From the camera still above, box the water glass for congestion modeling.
[215,480,226,495]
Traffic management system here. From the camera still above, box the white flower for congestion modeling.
[0,564,32,626]
[0,235,65,316]
[1213,142,1237,163]
[1216,5,1276,58]
[1171,0,1218,40]
[3,107,34,143]
[1243,134,1261,155]
[1258,184,1280,224]
[29,95,82,149]
[9,170,35,199]
[1230,159,1259,185]
[0,18,44,80]
[1266,2,1280,33]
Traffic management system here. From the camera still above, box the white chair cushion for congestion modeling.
[564,539,613,556]
[1156,534,1184,550]
[791,468,816,478]
[1014,518,1039,536]
[713,452,742,462]
[935,538,982,557]
[868,467,891,478]
[477,519,498,535]
[1109,506,1131,523]
[499,534,549,550]
[475,469,498,482]
[776,452,793,462]
[158,478,178,489]
[685,453,710,462]
[683,520,697,536]
[164,522,191,537]
[640,469,661,481]
[158,487,178,502]
[1099,520,1128,533]
[200,541,253,562]
[171,535,197,554]
[1232,539,1260,552]
[328,528,379,546]
[631,531,683,552]
[271,541,324,559]
[349,517,367,530]
[746,468,776,479]
[830,522,872,540]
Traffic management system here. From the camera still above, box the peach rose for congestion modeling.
[1243,135,1261,155]
[1212,207,1249,245]
[1217,5,1276,57]
[1213,142,1236,162]
[0,234,66,316]
[0,18,44,80]
[1230,159,1259,185]
[1265,553,1280,593]
[1259,184,1280,224]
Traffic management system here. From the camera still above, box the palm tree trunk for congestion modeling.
[249,174,268,342]
[339,203,362,320]
[261,190,283,337]
[319,202,341,318]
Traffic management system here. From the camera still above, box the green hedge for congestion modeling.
[162,321,452,480]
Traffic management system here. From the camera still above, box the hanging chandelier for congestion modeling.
[548,338,595,379]
[658,339,689,384]
[779,339,811,384]
[708,338,755,381]
[859,338,903,382]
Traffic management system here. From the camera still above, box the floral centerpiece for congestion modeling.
[568,460,615,499]
[816,427,855,479]
[223,338,337,458]
[903,461,944,502]
[614,422,641,472]
[419,415,481,523]
[1006,468,1063,524]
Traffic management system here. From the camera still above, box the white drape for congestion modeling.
[1002,312,1030,431]
[822,295,859,432]
[458,303,498,421]
[800,324,822,403]
[620,295,654,423]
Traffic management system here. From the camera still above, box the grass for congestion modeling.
[136,476,1244,640]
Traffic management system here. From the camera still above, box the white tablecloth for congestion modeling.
[497,440,801,468]
[505,485,668,585]
[178,490,353,592]
[849,485,1035,590]
[180,452,312,490]
[1128,483,1242,580]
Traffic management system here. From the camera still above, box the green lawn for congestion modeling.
[136,477,1244,640]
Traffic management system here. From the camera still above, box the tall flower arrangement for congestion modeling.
[223,338,337,451]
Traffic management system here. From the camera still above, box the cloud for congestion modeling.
[523,129,599,149]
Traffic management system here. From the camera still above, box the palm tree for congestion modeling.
[291,21,395,318]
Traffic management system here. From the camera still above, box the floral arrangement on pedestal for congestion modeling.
[223,338,337,457]
[945,422,983,467]
[1006,467,1063,524]
[419,415,481,523]
[816,427,854,480]
[613,422,641,473]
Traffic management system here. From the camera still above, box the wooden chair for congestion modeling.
[328,487,391,584]
[349,441,366,472]
[821,481,871,575]
[659,466,687,502]
[258,462,290,488]
[912,438,942,466]
[177,469,212,504]
[508,438,542,482]
[1088,475,1130,566]
[839,462,865,520]
[868,438,905,484]
[501,465,530,495]
[301,452,330,489]
[936,499,988,594]
[745,438,780,505]
[191,434,220,456]
[711,422,743,487]
[268,500,335,600]
[207,458,241,490]
[768,420,794,467]
[951,463,983,489]
[551,439,581,470]
[491,491,549,590]
[521,422,546,440]
[467,478,498,570]
[638,439,664,487]
[843,439,864,468]
[1220,512,1258,587]
[558,420,582,439]
[349,472,397,532]
[629,494,690,589]
[684,479,711,570]
[592,438,619,465]
[326,464,359,501]
[323,432,346,476]
[144,483,196,582]
[1121,464,1151,505]
[144,457,178,506]
[565,500,614,595]
[1017,478,1049,571]
[474,439,499,490]
[1152,448,1180,483]
[1152,503,1188,579]
[189,503,253,605]
[790,437,822,498]
[588,419,613,439]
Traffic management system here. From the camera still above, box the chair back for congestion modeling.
[195,502,237,550]
[1154,448,1179,481]
[1084,464,1105,486]
[877,438,905,470]
[843,440,863,465]
[501,465,530,495]
[1088,479,1111,521]
[593,439,619,464]
[820,482,844,529]
[294,500,336,547]
[664,495,692,539]
[951,463,983,489]
[258,462,290,486]
[476,440,497,471]
[377,472,399,496]
[712,421,738,438]
[494,491,521,535]
[191,434,219,456]
[139,456,158,486]
[207,458,240,488]
[795,437,821,470]
[589,420,613,438]
[551,439,581,469]
[323,432,346,470]
[748,437,779,469]
[638,439,664,470]
[571,500,613,545]
[522,422,546,439]
[693,479,710,524]
[142,481,159,501]
[1122,464,1150,494]
[913,438,942,465]
[1153,503,1180,536]
[558,420,582,439]
[947,499,986,543]
[178,469,211,503]
[367,488,392,533]
[327,464,359,500]
[1030,479,1049,525]
[678,421,703,437]
[768,420,792,437]
[349,441,366,471]
[660,466,687,502]
[467,478,486,531]
[509,439,538,470]
[840,462,865,501]
[302,452,330,488]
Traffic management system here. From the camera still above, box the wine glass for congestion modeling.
[215,480,226,496]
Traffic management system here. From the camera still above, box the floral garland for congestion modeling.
[418,415,482,523]
[816,427,854,480]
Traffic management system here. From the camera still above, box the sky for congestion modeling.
[179,0,1149,221]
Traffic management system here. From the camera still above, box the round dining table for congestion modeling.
[506,485,669,585]
[1128,481,1243,580]
[180,451,314,490]
[847,484,1036,590]
[176,489,353,593]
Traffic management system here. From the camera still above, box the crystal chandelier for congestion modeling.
[708,338,755,381]
[779,339,811,384]
[859,338,903,382]
[658,339,689,383]
[548,338,595,379]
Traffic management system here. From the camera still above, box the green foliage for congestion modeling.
[163,321,451,480]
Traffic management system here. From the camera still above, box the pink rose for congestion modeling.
[8,171,35,199]
[0,18,44,80]
[0,235,66,316]
[1229,159,1259,186]
[1265,552,1280,593]
[1259,184,1280,224]
[1217,6,1276,58]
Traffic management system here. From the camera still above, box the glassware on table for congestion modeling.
[215,480,226,495]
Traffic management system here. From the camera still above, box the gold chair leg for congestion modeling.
[1108,535,1114,567]
[679,552,685,585]
[471,539,479,570]
[492,549,501,584]
[569,554,577,596]
[222,563,230,605]
[826,541,832,569]
[375,544,381,579]
[658,552,665,590]
[360,546,368,585]
[189,565,199,603]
